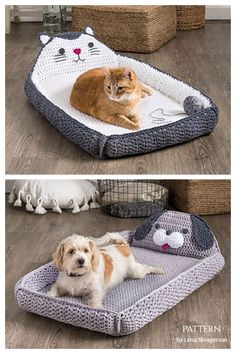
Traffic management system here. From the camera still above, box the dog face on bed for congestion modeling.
[53,234,99,276]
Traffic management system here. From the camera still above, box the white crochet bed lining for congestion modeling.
[31,33,211,136]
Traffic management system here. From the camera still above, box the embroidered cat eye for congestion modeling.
[88,42,94,48]
[54,48,66,62]
[59,48,65,55]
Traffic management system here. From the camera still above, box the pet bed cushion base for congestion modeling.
[15,245,224,336]
[25,31,218,159]
[25,73,218,159]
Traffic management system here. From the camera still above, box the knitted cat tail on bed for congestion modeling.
[24,29,219,159]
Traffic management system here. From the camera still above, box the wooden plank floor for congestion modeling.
[6,199,230,348]
[6,21,230,174]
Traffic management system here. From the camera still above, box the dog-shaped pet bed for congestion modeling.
[24,27,218,159]
[15,210,224,336]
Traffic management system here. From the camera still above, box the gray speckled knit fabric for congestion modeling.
[24,30,219,159]
[103,201,164,218]
[15,229,224,336]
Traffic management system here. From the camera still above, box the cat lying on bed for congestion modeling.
[70,67,154,130]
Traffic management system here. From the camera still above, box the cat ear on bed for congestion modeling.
[123,68,134,80]
[103,67,111,76]
[83,26,94,36]
[39,33,51,46]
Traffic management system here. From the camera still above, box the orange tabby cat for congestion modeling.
[70,67,153,130]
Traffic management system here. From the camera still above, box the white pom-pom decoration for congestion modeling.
[153,229,167,246]
[167,232,184,248]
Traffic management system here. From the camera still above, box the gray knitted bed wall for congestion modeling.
[15,210,224,336]
[24,27,218,159]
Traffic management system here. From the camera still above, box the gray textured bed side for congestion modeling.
[116,251,224,335]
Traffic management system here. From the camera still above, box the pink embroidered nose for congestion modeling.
[73,48,81,55]
[162,243,170,251]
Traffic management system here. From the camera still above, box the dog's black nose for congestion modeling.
[77,258,85,265]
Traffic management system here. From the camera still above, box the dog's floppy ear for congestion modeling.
[190,214,214,249]
[134,210,166,240]
[89,240,100,272]
[53,240,66,271]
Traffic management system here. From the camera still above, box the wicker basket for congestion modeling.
[169,180,230,215]
[72,6,176,53]
[98,180,168,218]
[176,6,205,31]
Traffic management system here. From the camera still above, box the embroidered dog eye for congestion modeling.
[155,223,160,229]
[88,42,94,48]
[59,47,65,55]
[182,228,189,234]
[166,230,172,235]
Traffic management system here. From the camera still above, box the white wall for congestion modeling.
[206,5,231,19]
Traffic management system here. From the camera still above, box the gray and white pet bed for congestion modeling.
[24,27,218,159]
[15,210,224,336]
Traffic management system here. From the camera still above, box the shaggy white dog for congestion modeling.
[48,232,164,308]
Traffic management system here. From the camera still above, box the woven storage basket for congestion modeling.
[176,6,205,31]
[169,180,230,215]
[72,6,176,53]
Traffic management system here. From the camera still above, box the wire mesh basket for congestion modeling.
[98,180,168,218]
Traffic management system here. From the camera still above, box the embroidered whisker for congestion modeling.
[55,56,66,59]
[54,54,66,58]
[89,47,99,51]
[55,58,67,62]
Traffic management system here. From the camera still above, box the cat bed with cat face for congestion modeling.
[15,210,224,336]
[25,27,218,159]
